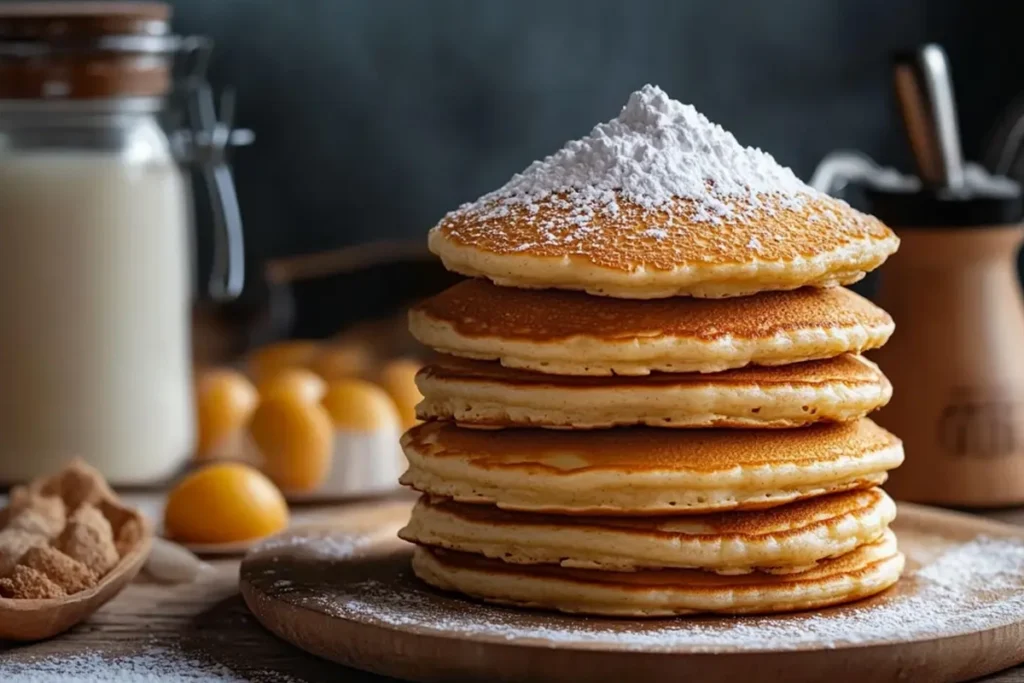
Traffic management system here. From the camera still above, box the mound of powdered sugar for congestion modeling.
[449,84,817,227]
[311,536,1024,653]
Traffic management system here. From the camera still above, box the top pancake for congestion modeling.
[427,87,897,299]
[409,279,894,375]
[430,191,898,299]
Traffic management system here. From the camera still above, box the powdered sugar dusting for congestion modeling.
[0,648,300,682]
[252,532,376,559]
[916,536,1024,591]
[447,85,818,236]
[268,535,1024,653]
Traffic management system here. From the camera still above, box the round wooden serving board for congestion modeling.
[240,501,1024,683]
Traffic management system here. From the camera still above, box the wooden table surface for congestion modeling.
[2,495,1024,682]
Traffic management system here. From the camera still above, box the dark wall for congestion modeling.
[166,0,1024,268]
[21,1,1024,282]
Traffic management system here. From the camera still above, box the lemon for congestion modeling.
[247,341,322,382]
[258,367,327,404]
[250,394,334,492]
[377,358,423,430]
[322,378,400,431]
[164,463,288,544]
[195,368,258,459]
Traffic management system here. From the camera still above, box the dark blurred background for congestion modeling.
[167,0,1024,265]
[76,0,1016,346]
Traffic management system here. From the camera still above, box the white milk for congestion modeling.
[0,151,195,484]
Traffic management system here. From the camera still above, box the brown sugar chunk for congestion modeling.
[114,517,144,558]
[5,509,56,538]
[57,504,119,577]
[97,499,146,558]
[0,565,67,599]
[0,529,48,576]
[4,494,67,539]
[21,546,97,594]
[39,458,113,511]
[68,503,113,532]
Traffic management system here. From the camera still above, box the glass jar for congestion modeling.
[0,2,247,485]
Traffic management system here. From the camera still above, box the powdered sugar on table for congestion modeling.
[447,84,818,228]
[0,648,300,683]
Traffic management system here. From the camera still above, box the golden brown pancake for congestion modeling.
[400,488,897,573]
[429,86,898,299]
[408,280,894,375]
[431,192,898,299]
[415,353,891,428]
[399,419,903,515]
[411,530,904,616]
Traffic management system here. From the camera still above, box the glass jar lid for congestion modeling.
[0,2,253,301]
[0,2,181,99]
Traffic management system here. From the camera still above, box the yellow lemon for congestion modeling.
[195,368,258,460]
[377,358,423,429]
[318,378,405,496]
[322,378,400,431]
[248,341,322,382]
[164,463,288,544]
[249,394,334,492]
[258,367,327,404]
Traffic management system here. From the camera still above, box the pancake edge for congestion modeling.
[399,489,897,573]
[410,537,905,617]
[429,227,900,299]
[399,419,904,515]
[415,360,893,428]
[408,309,895,376]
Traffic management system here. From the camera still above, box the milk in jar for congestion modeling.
[0,123,194,484]
[0,2,247,485]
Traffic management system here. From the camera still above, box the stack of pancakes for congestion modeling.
[398,86,905,617]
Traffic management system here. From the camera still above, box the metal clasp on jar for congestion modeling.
[171,36,253,302]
